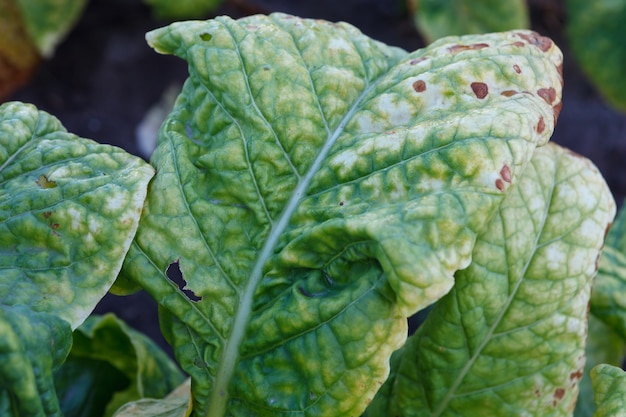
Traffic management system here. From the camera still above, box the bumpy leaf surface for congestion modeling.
[55,314,185,417]
[0,102,154,329]
[409,0,529,43]
[590,364,626,417]
[0,304,72,416]
[365,143,615,416]
[566,0,626,112]
[124,13,563,416]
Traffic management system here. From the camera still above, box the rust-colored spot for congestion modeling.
[51,223,59,230]
[513,64,521,74]
[536,116,545,134]
[448,43,489,53]
[516,32,553,52]
[537,87,557,105]
[410,57,427,65]
[471,82,488,99]
[43,211,52,219]
[511,41,526,47]
[495,178,505,191]
[570,370,583,381]
[501,90,518,97]
[554,388,565,400]
[413,80,426,92]
[500,165,512,183]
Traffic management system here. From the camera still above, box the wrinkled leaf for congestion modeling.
[144,0,224,20]
[0,101,154,329]
[574,316,624,417]
[0,0,39,99]
[55,314,185,417]
[14,0,87,57]
[365,143,615,416]
[0,304,72,416]
[590,364,626,417]
[408,0,529,43]
[113,379,191,417]
[124,13,563,416]
[566,0,626,112]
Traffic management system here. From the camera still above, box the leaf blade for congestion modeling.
[129,14,564,416]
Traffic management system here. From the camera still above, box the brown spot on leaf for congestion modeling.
[501,90,518,97]
[537,87,557,105]
[495,179,505,191]
[43,211,52,219]
[448,43,489,53]
[51,223,59,230]
[36,174,57,189]
[500,165,512,183]
[536,116,545,134]
[554,388,565,400]
[570,370,583,381]
[410,57,427,65]
[339,201,344,206]
[510,41,526,47]
[413,80,426,92]
[516,32,553,52]
[513,64,521,74]
[471,82,488,99]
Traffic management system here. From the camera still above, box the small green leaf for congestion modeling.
[144,0,223,20]
[126,13,564,416]
[590,199,626,340]
[0,304,72,416]
[113,379,191,417]
[590,364,626,417]
[13,0,87,57]
[0,101,154,329]
[409,0,529,43]
[55,314,185,417]
[565,0,626,112]
[366,143,615,416]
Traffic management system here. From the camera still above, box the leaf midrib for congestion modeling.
[206,73,382,417]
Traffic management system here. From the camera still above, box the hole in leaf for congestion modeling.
[199,32,212,41]
[167,261,201,302]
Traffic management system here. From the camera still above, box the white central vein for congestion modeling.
[207,78,378,416]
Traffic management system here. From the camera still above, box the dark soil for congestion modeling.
[8,0,626,354]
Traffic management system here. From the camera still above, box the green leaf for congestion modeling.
[590,200,626,340]
[409,0,529,43]
[565,0,626,112]
[13,0,87,57]
[113,379,191,417]
[126,13,564,416]
[144,0,224,20]
[55,314,185,417]
[0,101,154,329]
[574,316,624,417]
[366,143,615,416]
[0,304,72,416]
[590,364,626,417]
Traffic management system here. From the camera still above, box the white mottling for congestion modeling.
[330,149,359,177]
[48,166,71,179]
[374,94,414,126]
[354,112,386,134]
[579,218,599,240]
[328,37,352,52]
[545,242,566,272]
[89,218,101,234]
[415,178,444,193]
[106,192,126,212]
[67,207,82,230]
